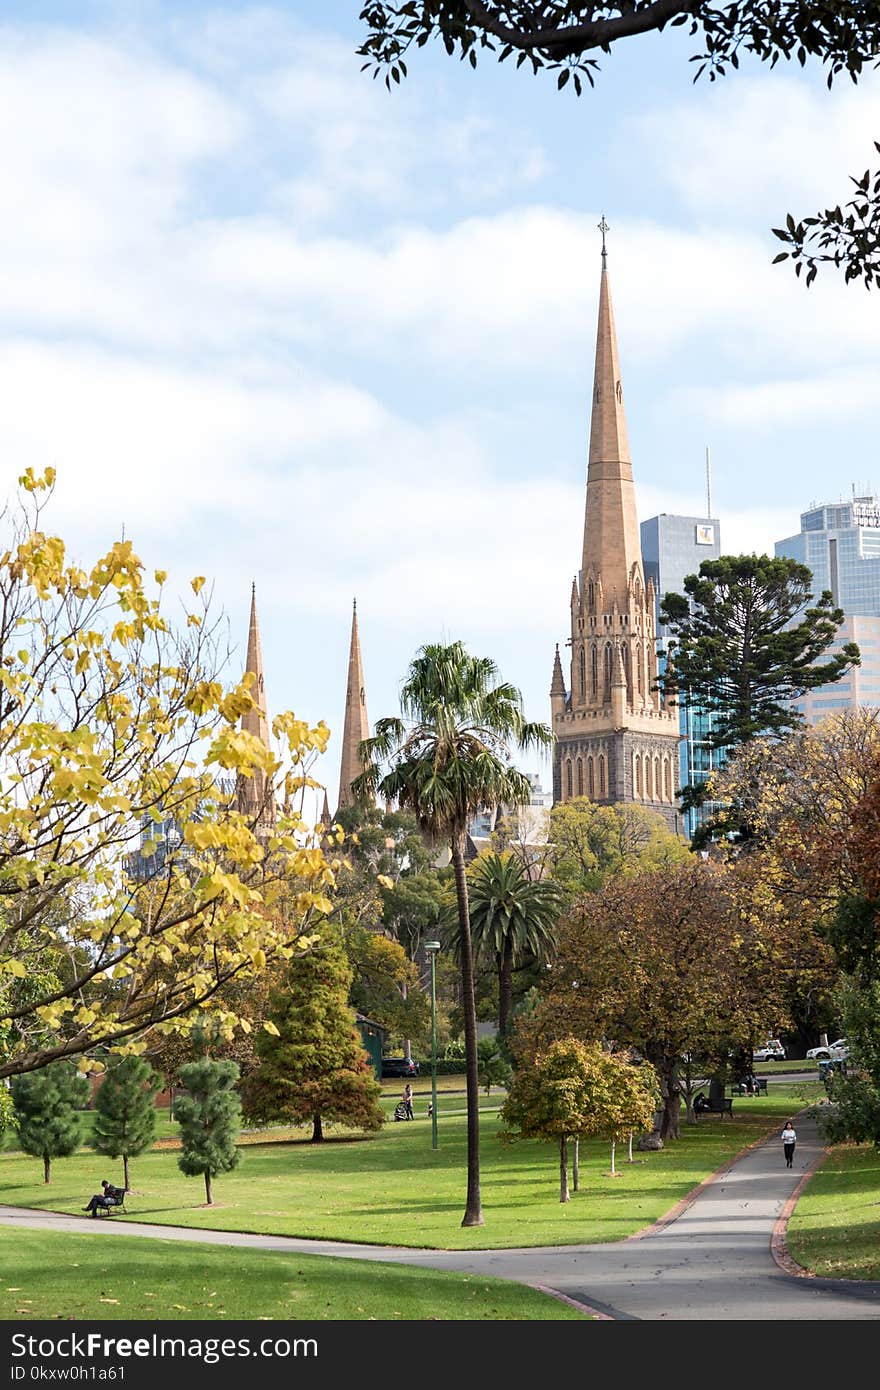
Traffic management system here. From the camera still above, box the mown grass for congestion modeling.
[0,1228,585,1320]
[754,1060,819,1075]
[0,1085,818,1251]
[787,1143,880,1281]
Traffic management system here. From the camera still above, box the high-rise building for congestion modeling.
[550,239,681,831]
[641,513,723,834]
[775,494,880,718]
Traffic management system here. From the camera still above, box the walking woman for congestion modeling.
[781,1120,797,1168]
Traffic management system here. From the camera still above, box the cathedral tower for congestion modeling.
[337,599,371,814]
[551,228,681,829]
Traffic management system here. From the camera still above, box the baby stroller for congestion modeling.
[393,1100,408,1121]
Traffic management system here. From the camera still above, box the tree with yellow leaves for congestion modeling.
[0,471,336,1080]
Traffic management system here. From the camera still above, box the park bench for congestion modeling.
[95,1188,127,1216]
[731,1077,767,1096]
[693,1092,734,1119]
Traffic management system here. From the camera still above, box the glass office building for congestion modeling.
[775,495,880,718]
[641,513,723,837]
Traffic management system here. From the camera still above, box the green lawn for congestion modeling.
[754,1060,819,1075]
[0,1228,585,1320]
[787,1143,880,1281]
[0,1085,819,1251]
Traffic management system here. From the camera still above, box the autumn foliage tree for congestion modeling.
[0,471,336,1080]
[500,1038,657,1202]
[241,940,384,1142]
[529,862,789,1139]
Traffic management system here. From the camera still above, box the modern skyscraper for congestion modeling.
[775,494,880,719]
[551,237,681,830]
[641,512,723,834]
[337,599,371,813]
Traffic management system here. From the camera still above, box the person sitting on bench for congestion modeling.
[82,1180,123,1216]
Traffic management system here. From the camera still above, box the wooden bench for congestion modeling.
[693,1092,734,1119]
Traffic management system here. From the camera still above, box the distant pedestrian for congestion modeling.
[402,1083,414,1121]
[781,1121,797,1168]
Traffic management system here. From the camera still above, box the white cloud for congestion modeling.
[632,73,880,219]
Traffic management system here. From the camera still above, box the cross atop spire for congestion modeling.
[598,214,609,270]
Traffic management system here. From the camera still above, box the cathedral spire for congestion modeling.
[582,227,642,602]
[550,643,565,697]
[238,584,275,827]
[337,599,370,814]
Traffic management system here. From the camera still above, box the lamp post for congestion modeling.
[424,940,441,1151]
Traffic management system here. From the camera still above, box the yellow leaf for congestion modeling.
[190,576,206,595]
[262,1020,280,1037]
[154,570,167,585]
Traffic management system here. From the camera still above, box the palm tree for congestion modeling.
[452,853,562,1037]
[353,640,552,1227]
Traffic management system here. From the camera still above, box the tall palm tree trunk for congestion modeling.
[451,837,484,1227]
[497,940,514,1037]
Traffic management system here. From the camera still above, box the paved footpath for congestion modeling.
[3,1112,879,1320]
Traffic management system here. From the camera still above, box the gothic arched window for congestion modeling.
[664,757,672,803]
[645,756,653,802]
[603,644,612,702]
[599,755,607,799]
[588,756,595,798]
[576,758,583,797]
[579,647,586,701]
[565,760,573,801]
[590,645,598,699]
[635,754,643,798]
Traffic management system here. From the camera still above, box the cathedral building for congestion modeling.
[551,237,682,831]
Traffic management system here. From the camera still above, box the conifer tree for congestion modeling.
[174,1059,241,1206]
[242,942,384,1142]
[91,1055,161,1191]
[11,1061,89,1183]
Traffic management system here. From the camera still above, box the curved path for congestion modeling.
[3,1113,879,1320]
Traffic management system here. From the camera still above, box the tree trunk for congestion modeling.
[628,1131,633,1163]
[312,1112,323,1142]
[43,1155,50,1184]
[498,941,514,1038]
[610,1139,616,1175]
[451,838,484,1227]
[123,1155,130,1192]
[657,1063,681,1141]
[572,1138,580,1192]
[204,1171,213,1206]
[402,977,411,1063]
[559,1136,570,1203]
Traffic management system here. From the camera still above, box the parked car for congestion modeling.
[380,1057,420,1078]
[753,1040,786,1062]
[806,1037,849,1061]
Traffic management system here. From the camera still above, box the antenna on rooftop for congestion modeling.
[705,445,712,520]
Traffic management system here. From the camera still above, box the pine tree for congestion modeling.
[91,1055,160,1191]
[11,1061,89,1183]
[242,942,384,1142]
[173,1059,241,1206]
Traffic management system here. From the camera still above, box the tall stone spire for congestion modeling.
[337,599,370,813]
[238,584,275,827]
[550,225,682,832]
[582,234,642,604]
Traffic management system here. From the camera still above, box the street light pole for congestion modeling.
[425,940,441,1151]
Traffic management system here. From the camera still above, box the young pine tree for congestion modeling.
[174,1059,241,1206]
[91,1055,160,1191]
[11,1061,89,1183]
[242,942,384,1142]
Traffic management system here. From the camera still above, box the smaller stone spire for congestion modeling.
[238,585,275,828]
[337,599,371,814]
[550,644,566,697]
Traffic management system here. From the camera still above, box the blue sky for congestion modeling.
[1,2,877,806]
